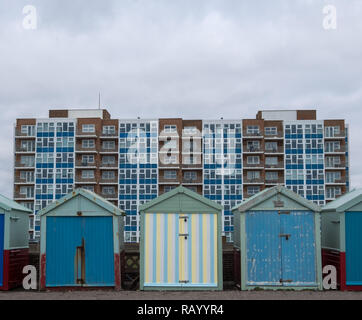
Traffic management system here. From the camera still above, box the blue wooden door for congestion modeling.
[0,214,4,287]
[46,217,83,287]
[280,211,316,286]
[246,211,282,286]
[345,211,362,285]
[46,216,115,287]
[83,217,114,286]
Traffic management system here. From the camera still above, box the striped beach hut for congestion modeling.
[139,186,223,290]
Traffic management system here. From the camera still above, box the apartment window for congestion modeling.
[247,141,260,151]
[20,186,34,197]
[102,186,115,195]
[82,139,95,148]
[102,140,115,150]
[326,156,341,167]
[164,170,177,179]
[102,155,116,165]
[163,155,177,164]
[265,127,277,136]
[20,155,35,167]
[186,186,198,193]
[325,141,341,152]
[326,171,341,183]
[164,125,177,133]
[82,124,95,133]
[82,170,94,179]
[265,157,278,165]
[265,142,278,151]
[246,126,260,135]
[102,126,116,135]
[184,171,197,181]
[82,185,94,192]
[266,171,278,181]
[20,140,35,152]
[247,156,260,164]
[247,186,260,196]
[183,126,198,135]
[20,171,34,182]
[82,155,94,164]
[21,125,35,136]
[247,171,260,180]
[20,202,34,211]
[102,171,115,180]
[326,187,342,198]
[164,186,176,193]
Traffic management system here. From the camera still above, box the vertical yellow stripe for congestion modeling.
[202,214,208,284]
[156,214,161,283]
[144,214,149,283]
[214,214,217,282]
[167,214,173,283]
[192,215,197,283]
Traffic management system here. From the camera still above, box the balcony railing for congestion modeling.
[15,146,35,153]
[15,130,35,137]
[15,161,35,168]
[325,146,346,153]
[75,144,97,152]
[325,162,346,168]
[264,133,283,139]
[326,178,346,184]
[244,147,263,153]
[264,147,284,154]
[100,147,118,153]
[265,162,284,169]
[265,178,284,184]
[14,192,34,199]
[14,178,35,184]
[182,178,202,184]
[244,178,264,184]
[325,131,345,138]
[100,178,118,184]
[243,132,263,137]
[75,160,97,167]
[243,162,264,168]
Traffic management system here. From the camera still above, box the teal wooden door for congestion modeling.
[345,211,362,285]
[0,214,4,287]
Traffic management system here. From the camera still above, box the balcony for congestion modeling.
[75,144,97,153]
[14,178,35,184]
[75,177,97,184]
[100,132,118,139]
[265,178,284,185]
[159,177,180,184]
[15,130,35,138]
[100,147,118,154]
[15,161,35,169]
[325,162,346,169]
[243,178,264,185]
[264,133,284,140]
[243,132,263,139]
[75,160,97,168]
[100,162,118,169]
[182,177,202,185]
[264,147,284,154]
[325,147,346,154]
[244,147,263,154]
[14,192,34,200]
[324,131,345,139]
[15,146,35,154]
[265,162,284,170]
[100,178,118,184]
[101,193,118,200]
[326,178,346,185]
[243,162,264,169]
[75,130,97,138]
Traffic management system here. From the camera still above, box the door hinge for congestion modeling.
[179,233,189,239]
[179,280,189,284]
[278,211,290,215]
[179,216,188,222]
[279,233,291,240]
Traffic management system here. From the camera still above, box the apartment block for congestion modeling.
[13,109,350,241]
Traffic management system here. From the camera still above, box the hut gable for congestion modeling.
[232,186,321,213]
[140,186,222,214]
[39,188,125,217]
[322,189,362,213]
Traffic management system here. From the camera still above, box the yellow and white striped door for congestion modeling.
[143,213,218,288]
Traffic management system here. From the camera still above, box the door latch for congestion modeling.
[179,233,189,240]
[280,279,293,283]
[279,233,291,240]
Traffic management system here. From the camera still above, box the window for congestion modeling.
[102,141,115,150]
[82,124,95,133]
[247,141,260,151]
[82,155,94,164]
[20,171,34,182]
[184,171,197,181]
[21,125,35,136]
[19,186,34,197]
[20,140,35,152]
[265,127,277,136]
[82,185,94,192]
[20,155,35,167]
[82,170,94,179]
[186,186,198,192]
[82,139,95,148]
[247,171,260,180]
[102,171,115,180]
[247,186,260,195]
[326,171,341,183]
[247,156,260,164]
[164,125,177,133]
[102,126,116,135]
[266,171,278,181]
[164,170,177,179]
[265,157,278,165]
[183,126,198,135]
[102,186,115,195]
[326,187,342,198]
[265,142,278,151]
[164,186,176,193]
[325,141,341,152]
[326,156,341,167]
[246,126,260,135]
[102,156,116,165]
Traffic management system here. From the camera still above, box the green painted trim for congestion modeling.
[39,188,125,217]
[232,186,321,213]
[139,186,223,212]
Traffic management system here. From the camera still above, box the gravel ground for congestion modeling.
[1,289,362,300]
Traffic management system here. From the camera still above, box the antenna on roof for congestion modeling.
[98,92,101,110]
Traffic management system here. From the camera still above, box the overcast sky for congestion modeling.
[0,0,361,198]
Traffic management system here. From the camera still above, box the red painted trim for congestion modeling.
[0,251,9,290]
[340,252,362,291]
[114,252,121,290]
[40,254,46,290]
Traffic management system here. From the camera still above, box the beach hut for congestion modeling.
[322,188,362,290]
[232,185,323,290]
[139,186,223,290]
[0,194,31,290]
[39,189,125,290]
